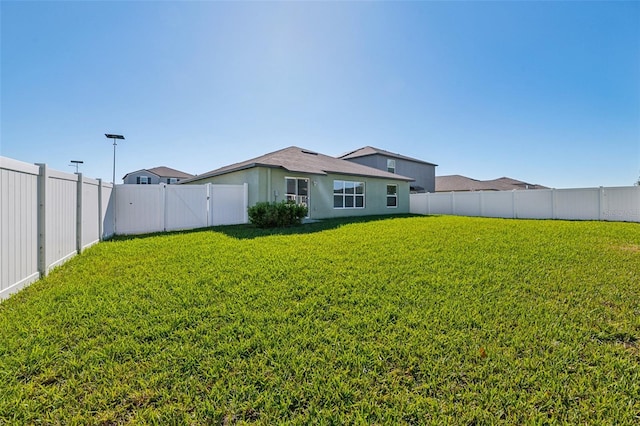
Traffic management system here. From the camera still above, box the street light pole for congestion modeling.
[69,160,83,174]
[105,134,124,236]
[105,134,125,184]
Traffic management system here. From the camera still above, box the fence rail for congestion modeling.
[410,187,640,222]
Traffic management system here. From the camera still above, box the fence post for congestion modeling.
[243,183,249,223]
[162,183,168,232]
[36,163,48,277]
[599,187,604,221]
[206,183,211,227]
[512,190,517,218]
[426,193,431,215]
[479,191,485,217]
[451,191,455,215]
[98,179,103,241]
[76,173,83,253]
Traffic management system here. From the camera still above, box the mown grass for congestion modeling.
[1,215,639,424]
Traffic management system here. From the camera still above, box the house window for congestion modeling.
[386,184,398,207]
[167,178,178,184]
[137,176,150,185]
[387,159,396,174]
[285,177,309,207]
[334,180,365,209]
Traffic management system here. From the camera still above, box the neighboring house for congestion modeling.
[338,146,437,193]
[436,175,548,192]
[122,167,194,185]
[181,146,413,219]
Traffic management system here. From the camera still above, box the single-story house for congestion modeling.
[436,175,548,192]
[181,146,413,219]
[338,146,437,193]
[123,167,194,185]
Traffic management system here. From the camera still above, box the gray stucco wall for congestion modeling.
[186,166,410,219]
[344,155,436,193]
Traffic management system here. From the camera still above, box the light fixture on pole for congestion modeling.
[69,160,84,174]
[105,134,125,184]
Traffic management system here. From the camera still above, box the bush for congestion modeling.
[248,201,308,228]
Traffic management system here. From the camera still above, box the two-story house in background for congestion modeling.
[122,166,194,185]
[338,146,437,193]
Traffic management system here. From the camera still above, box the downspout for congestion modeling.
[267,168,272,202]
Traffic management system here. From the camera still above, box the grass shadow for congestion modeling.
[110,214,427,241]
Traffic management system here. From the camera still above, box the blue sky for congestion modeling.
[1,1,638,188]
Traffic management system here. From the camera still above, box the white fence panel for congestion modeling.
[481,191,514,218]
[515,189,554,219]
[46,169,78,271]
[102,183,114,239]
[602,186,640,222]
[210,183,248,226]
[113,183,248,235]
[82,177,101,249]
[165,184,209,231]
[409,193,428,214]
[115,185,165,235]
[428,192,455,215]
[555,188,600,221]
[1,158,39,299]
[456,192,482,217]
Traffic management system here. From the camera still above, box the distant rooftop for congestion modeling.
[436,175,548,192]
[123,166,194,180]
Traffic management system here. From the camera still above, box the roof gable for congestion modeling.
[184,146,414,183]
[339,146,437,166]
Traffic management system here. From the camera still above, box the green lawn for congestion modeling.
[1,216,639,424]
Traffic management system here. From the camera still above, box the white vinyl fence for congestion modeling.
[2,156,249,300]
[410,187,640,222]
[114,183,248,235]
[1,156,114,299]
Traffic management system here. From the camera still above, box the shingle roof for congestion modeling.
[339,146,438,166]
[123,167,194,180]
[436,175,548,192]
[184,146,414,183]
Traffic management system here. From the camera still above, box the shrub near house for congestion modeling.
[248,201,308,228]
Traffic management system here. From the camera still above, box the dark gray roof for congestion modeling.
[436,175,548,192]
[123,166,194,180]
[339,146,438,166]
[184,146,414,183]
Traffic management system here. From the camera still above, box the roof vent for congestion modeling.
[301,150,318,155]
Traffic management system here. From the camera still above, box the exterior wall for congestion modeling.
[344,155,436,193]
[187,167,410,219]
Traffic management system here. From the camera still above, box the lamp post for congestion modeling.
[105,134,125,184]
[69,160,83,174]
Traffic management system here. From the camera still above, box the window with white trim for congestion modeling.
[137,176,150,184]
[386,184,398,207]
[285,177,309,207]
[167,178,178,184]
[387,159,396,173]
[333,180,365,209]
